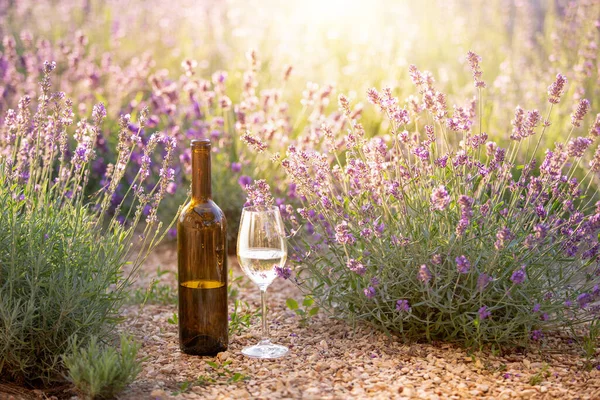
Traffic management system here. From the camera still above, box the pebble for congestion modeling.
[149,389,168,399]
[478,384,489,393]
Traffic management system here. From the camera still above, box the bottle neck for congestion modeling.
[191,146,212,201]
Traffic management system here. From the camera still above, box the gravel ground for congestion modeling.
[115,243,600,399]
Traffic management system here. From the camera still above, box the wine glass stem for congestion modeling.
[260,288,269,342]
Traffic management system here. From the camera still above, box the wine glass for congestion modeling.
[237,205,289,359]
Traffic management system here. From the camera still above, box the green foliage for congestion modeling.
[228,271,259,336]
[528,363,550,386]
[130,267,177,305]
[0,190,126,384]
[167,313,179,325]
[229,299,256,336]
[582,320,600,370]
[286,296,320,326]
[173,360,249,395]
[63,335,142,399]
[0,67,173,385]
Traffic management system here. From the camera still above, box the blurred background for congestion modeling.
[1,0,599,237]
[2,0,598,133]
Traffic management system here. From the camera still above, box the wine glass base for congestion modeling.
[242,342,289,359]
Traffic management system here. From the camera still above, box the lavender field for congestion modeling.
[1,0,600,399]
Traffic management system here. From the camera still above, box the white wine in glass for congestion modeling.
[237,206,289,359]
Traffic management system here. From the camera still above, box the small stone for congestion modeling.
[216,351,231,361]
[520,389,537,398]
[150,389,168,399]
[304,387,321,395]
[159,366,173,374]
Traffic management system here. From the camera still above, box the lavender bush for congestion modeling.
[276,54,600,346]
[0,63,174,384]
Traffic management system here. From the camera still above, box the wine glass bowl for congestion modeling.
[237,206,289,359]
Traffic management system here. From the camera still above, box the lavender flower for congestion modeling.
[531,330,544,341]
[567,137,592,157]
[455,255,471,274]
[231,162,242,173]
[241,131,267,152]
[431,185,450,211]
[466,51,485,88]
[548,73,567,104]
[92,103,107,124]
[364,287,376,299]
[396,299,411,313]
[494,227,514,250]
[576,293,592,309]
[237,175,252,189]
[510,266,527,285]
[477,273,492,292]
[571,99,590,127]
[347,259,366,275]
[589,113,600,137]
[245,179,274,207]
[532,304,541,313]
[336,223,356,245]
[478,306,491,320]
[275,266,292,280]
[417,264,432,283]
[511,106,526,140]
[456,195,474,236]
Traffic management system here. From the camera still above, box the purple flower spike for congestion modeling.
[238,175,252,188]
[275,266,292,280]
[418,264,432,283]
[510,266,527,285]
[477,273,492,292]
[231,162,242,173]
[478,306,491,320]
[335,222,356,245]
[548,73,567,104]
[431,185,450,211]
[364,287,376,299]
[455,255,471,274]
[531,330,544,341]
[396,299,411,313]
[347,259,366,276]
[577,293,592,309]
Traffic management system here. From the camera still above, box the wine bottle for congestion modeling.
[177,139,228,355]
